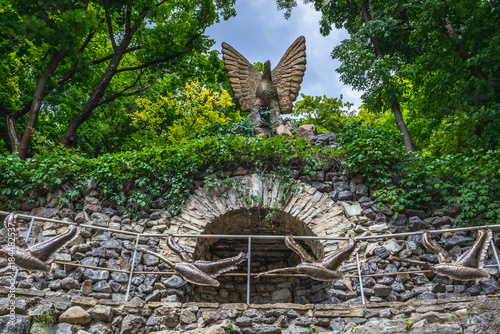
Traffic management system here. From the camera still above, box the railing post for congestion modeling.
[125,235,140,301]
[356,252,366,305]
[490,239,500,275]
[246,236,252,305]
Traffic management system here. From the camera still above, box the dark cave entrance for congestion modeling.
[188,207,331,303]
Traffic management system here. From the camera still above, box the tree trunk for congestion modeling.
[443,20,485,80]
[6,112,21,152]
[60,17,137,148]
[60,62,117,148]
[17,48,68,159]
[361,1,414,152]
[390,98,414,152]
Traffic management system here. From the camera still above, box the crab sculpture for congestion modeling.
[256,234,358,281]
[0,212,80,272]
[138,234,248,287]
[391,228,493,280]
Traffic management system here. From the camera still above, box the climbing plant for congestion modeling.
[0,136,329,215]
[336,122,500,225]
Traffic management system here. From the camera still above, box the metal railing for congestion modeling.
[1,210,500,304]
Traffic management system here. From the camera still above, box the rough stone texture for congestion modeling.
[2,173,500,309]
[59,306,92,325]
[340,202,362,217]
[310,133,337,146]
[276,125,293,137]
[408,216,428,231]
[89,305,113,322]
[296,124,317,140]
[0,287,499,333]
[61,277,80,290]
[0,315,30,334]
[368,223,388,233]
[120,315,146,334]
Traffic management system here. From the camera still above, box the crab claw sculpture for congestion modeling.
[138,234,248,287]
[256,234,358,281]
[0,212,80,272]
[391,229,493,280]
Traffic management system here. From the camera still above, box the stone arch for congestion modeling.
[193,207,321,261]
[168,173,354,255]
[167,173,358,302]
[169,173,361,303]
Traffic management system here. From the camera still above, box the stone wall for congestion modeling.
[1,288,499,333]
[1,171,500,332]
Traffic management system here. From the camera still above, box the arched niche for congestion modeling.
[188,207,338,304]
[167,173,354,303]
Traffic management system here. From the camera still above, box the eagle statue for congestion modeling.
[221,36,306,114]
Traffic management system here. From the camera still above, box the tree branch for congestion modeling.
[116,31,203,73]
[0,102,32,118]
[92,47,141,65]
[97,69,151,105]
[58,32,96,85]
[443,19,485,80]
[156,0,169,7]
[125,5,131,33]
[98,84,152,106]
[105,6,117,51]
[18,48,69,159]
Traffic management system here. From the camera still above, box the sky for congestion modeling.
[206,0,364,110]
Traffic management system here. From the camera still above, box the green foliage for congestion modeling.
[336,122,500,225]
[0,136,330,214]
[405,319,413,330]
[306,326,318,334]
[224,323,235,334]
[194,119,255,139]
[2,118,498,226]
[31,308,54,334]
[292,93,355,133]
[253,61,264,73]
[279,0,500,155]
[336,121,406,187]
[130,81,236,143]
[0,0,237,155]
[426,104,500,155]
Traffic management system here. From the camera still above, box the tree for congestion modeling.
[0,0,236,158]
[292,93,354,133]
[277,0,499,153]
[277,0,415,151]
[130,80,235,142]
[401,0,500,153]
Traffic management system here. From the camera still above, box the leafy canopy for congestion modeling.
[292,93,354,134]
[130,80,236,142]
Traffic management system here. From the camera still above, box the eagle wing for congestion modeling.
[422,230,452,263]
[271,36,306,114]
[319,238,358,271]
[221,42,262,113]
[165,234,193,263]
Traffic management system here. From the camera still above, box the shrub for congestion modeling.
[335,122,500,225]
[0,136,330,215]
